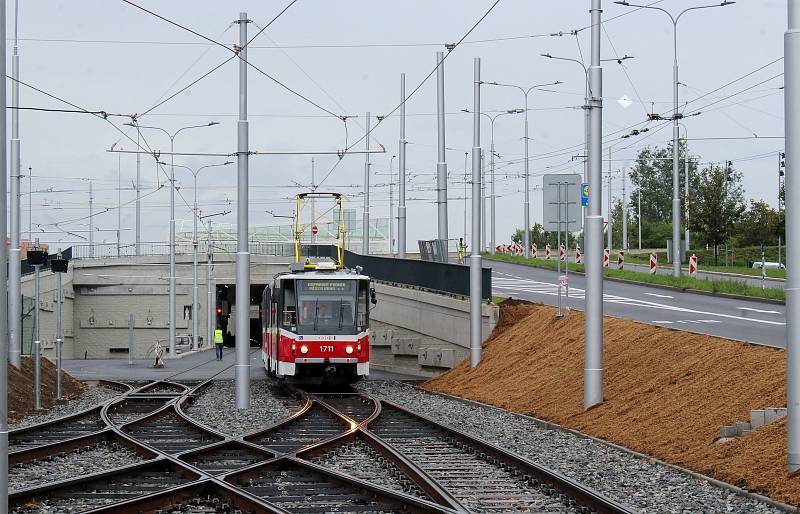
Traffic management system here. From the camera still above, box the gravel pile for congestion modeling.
[11,384,123,430]
[358,381,786,514]
[9,442,144,492]
[185,379,298,437]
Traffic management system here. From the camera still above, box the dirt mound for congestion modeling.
[9,356,84,423]
[424,302,800,505]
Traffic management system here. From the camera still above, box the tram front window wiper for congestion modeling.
[312,299,319,331]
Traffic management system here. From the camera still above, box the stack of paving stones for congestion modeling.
[10,384,123,430]
[357,381,785,514]
[9,442,143,491]
[185,379,295,437]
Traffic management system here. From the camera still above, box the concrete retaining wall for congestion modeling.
[369,282,499,377]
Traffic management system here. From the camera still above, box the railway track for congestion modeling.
[7,371,636,513]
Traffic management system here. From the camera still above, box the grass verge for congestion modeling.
[482,252,785,302]
[624,254,786,279]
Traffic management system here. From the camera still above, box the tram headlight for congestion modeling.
[345,345,354,354]
[300,345,309,354]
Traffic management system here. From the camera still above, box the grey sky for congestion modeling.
[11,0,786,250]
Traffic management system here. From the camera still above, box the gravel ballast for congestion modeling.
[185,379,299,436]
[9,442,144,491]
[10,384,124,430]
[357,381,786,514]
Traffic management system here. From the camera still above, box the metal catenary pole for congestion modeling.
[136,128,141,255]
[685,145,690,251]
[436,51,449,245]
[88,181,94,257]
[362,112,371,254]
[481,149,486,252]
[398,73,407,259]
[169,135,176,359]
[192,172,199,350]
[622,168,628,250]
[523,91,531,258]
[464,152,468,246]
[584,0,605,411]
[785,0,800,472]
[638,189,642,249]
[117,152,122,257]
[671,20,681,277]
[469,57,482,369]
[9,0,21,369]
[235,11,251,409]
[490,136,496,253]
[389,155,395,255]
[56,253,63,398]
[607,149,612,250]
[207,220,214,351]
[0,0,9,506]
[33,239,41,411]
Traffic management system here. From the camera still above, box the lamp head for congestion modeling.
[208,121,220,126]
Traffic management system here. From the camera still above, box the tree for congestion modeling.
[511,223,558,248]
[690,163,745,264]
[733,200,780,248]
[628,142,700,225]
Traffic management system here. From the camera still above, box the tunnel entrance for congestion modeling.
[215,283,266,348]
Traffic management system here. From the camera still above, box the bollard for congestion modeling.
[617,250,625,270]
[545,244,551,260]
[575,246,583,264]
[559,244,566,261]
[689,253,698,277]
[603,248,610,268]
[532,243,538,259]
[650,251,658,275]
[128,314,135,366]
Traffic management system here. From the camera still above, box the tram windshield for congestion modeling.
[296,279,357,334]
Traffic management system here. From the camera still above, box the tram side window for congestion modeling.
[282,282,297,329]
[357,280,369,330]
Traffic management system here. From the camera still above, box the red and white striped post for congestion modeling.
[545,244,551,260]
[603,248,610,268]
[532,243,538,259]
[575,246,583,264]
[617,250,625,270]
[689,253,698,277]
[649,251,657,275]
[559,244,565,261]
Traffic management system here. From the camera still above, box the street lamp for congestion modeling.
[125,121,220,358]
[614,0,735,276]
[483,80,562,258]
[461,108,523,253]
[171,160,233,351]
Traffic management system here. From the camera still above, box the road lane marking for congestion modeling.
[492,271,785,326]
[739,306,782,315]
[645,292,674,299]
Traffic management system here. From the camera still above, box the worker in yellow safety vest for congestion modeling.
[214,329,224,360]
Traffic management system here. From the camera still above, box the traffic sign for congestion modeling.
[581,182,589,206]
[311,225,318,235]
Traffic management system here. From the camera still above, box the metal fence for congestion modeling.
[341,248,492,300]
[418,239,450,263]
[69,241,302,260]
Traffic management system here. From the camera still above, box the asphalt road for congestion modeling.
[623,261,785,289]
[489,260,786,349]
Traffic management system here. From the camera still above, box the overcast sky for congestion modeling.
[10,0,787,251]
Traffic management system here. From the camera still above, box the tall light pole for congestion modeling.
[615,0,735,276]
[679,123,690,250]
[363,112,371,254]
[435,51,449,245]
[9,0,21,369]
[171,161,233,351]
[462,108,523,253]
[398,73,407,259]
[785,0,800,473]
[126,121,220,359]
[484,80,562,258]
[389,155,396,255]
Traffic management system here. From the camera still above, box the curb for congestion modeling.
[413,384,799,513]
[484,256,786,306]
